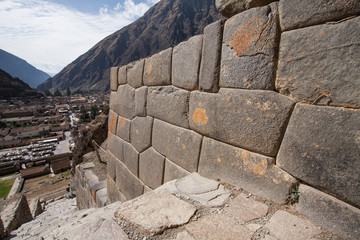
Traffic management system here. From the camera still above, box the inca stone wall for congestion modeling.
[106,0,360,239]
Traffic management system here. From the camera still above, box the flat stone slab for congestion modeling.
[296,184,360,240]
[114,190,196,236]
[73,219,129,240]
[265,210,321,240]
[190,89,295,157]
[279,0,360,31]
[220,3,278,90]
[158,173,231,207]
[224,193,268,223]
[186,214,251,240]
[277,103,360,208]
[276,16,360,108]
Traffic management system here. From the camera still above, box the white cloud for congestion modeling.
[0,0,158,74]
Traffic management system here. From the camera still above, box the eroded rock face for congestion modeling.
[216,0,277,18]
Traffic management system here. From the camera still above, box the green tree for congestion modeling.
[79,105,90,122]
[66,87,71,96]
[54,89,62,97]
[90,104,99,120]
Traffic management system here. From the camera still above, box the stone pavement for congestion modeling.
[6,173,345,240]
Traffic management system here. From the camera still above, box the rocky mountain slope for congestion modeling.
[37,0,222,93]
[0,49,50,88]
[0,69,43,99]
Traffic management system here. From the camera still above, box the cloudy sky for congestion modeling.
[0,0,160,75]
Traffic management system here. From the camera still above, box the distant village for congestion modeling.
[0,92,109,177]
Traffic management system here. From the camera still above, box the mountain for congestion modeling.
[37,0,223,93]
[0,49,51,88]
[0,69,43,99]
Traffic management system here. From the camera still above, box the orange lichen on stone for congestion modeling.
[109,114,116,134]
[217,158,222,163]
[253,164,265,176]
[229,18,263,56]
[120,117,125,128]
[192,108,208,125]
[241,150,250,160]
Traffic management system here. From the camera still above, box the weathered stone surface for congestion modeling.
[176,231,195,240]
[199,20,223,93]
[79,162,95,172]
[147,86,190,128]
[152,119,202,172]
[107,174,123,204]
[0,194,32,234]
[190,89,295,156]
[216,0,277,18]
[107,132,124,162]
[115,159,143,200]
[164,159,190,183]
[139,147,165,189]
[130,116,153,153]
[127,59,144,88]
[135,86,148,117]
[106,152,117,180]
[186,214,252,240]
[108,110,118,135]
[122,141,139,177]
[28,198,43,218]
[144,184,153,193]
[279,0,360,31]
[220,3,278,90]
[276,17,360,108]
[296,184,360,240]
[225,193,268,223]
[199,137,297,203]
[172,35,202,90]
[110,67,118,91]
[74,219,129,240]
[96,188,107,207]
[265,210,321,240]
[118,65,127,85]
[109,91,118,112]
[114,190,196,236]
[277,104,360,207]
[117,84,135,119]
[143,48,172,86]
[116,116,131,142]
[159,173,231,207]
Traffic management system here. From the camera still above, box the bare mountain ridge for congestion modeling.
[0,69,43,99]
[37,0,223,93]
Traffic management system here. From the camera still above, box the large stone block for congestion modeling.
[277,104,360,207]
[135,86,148,117]
[123,141,139,177]
[107,132,124,162]
[296,184,360,240]
[0,216,4,239]
[127,59,144,88]
[164,159,190,183]
[108,110,118,135]
[139,147,165,189]
[143,48,172,86]
[276,17,360,108]
[279,0,360,31]
[199,20,223,93]
[109,91,118,112]
[216,0,277,18]
[110,67,118,91]
[106,151,117,181]
[172,35,203,90]
[115,159,144,200]
[190,89,295,156]
[199,137,297,203]
[117,84,135,119]
[116,116,131,142]
[147,86,190,128]
[130,116,153,153]
[118,65,127,85]
[152,119,202,172]
[220,3,279,90]
[107,175,123,204]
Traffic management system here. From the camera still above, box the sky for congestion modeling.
[0,0,160,75]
